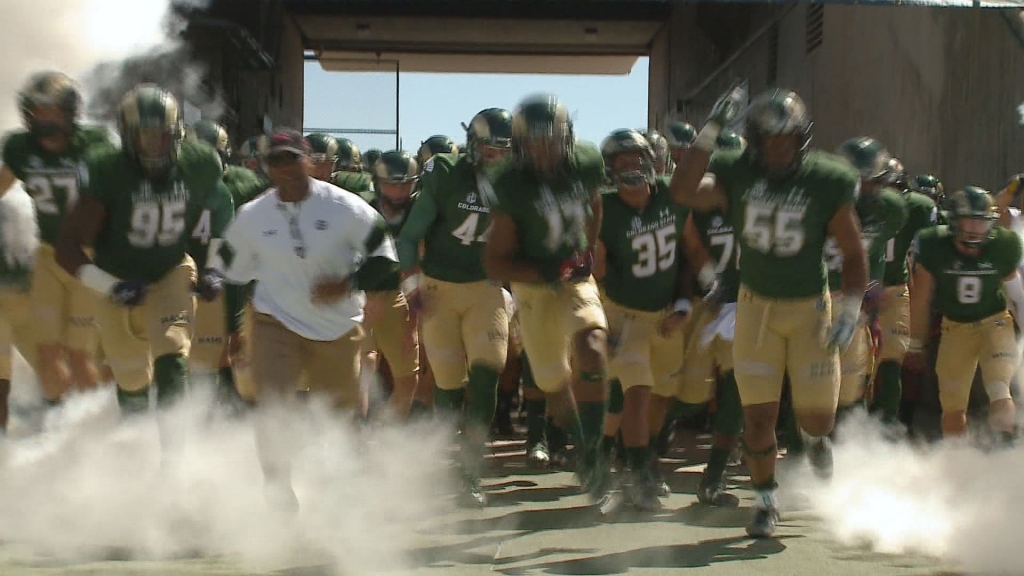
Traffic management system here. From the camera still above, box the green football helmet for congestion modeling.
[333,138,362,172]
[186,119,230,165]
[512,93,574,178]
[18,70,81,139]
[716,131,745,150]
[417,135,458,169]
[836,137,893,183]
[117,83,184,176]
[949,186,998,247]
[665,121,697,150]
[911,174,944,203]
[601,129,656,187]
[362,148,382,173]
[744,89,812,179]
[887,157,909,190]
[304,132,339,165]
[465,108,513,167]
[374,150,419,184]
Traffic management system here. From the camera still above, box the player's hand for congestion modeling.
[111,280,147,307]
[558,251,593,282]
[862,281,885,317]
[826,302,859,352]
[311,276,351,305]
[707,84,747,128]
[658,311,689,337]
[195,268,225,302]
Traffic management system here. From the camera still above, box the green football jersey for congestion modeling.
[883,190,936,286]
[708,149,858,298]
[826,187,907,290]
[2,125,113,245]
[223,165,266,210]
[331,170,375,204]
[415,153,492,283]
[691,209,739,304]
[491,140,606,281]
[84,140,227,283]
[914,225,1022,323]
[187,176,234,270]
[600,177,689,311]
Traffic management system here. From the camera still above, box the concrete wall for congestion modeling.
[652,5,1024,191]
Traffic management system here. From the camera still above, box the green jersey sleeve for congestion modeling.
[397,186,439,272]
[223,165,266,209]
[574,140,606,194]
[993,226,1023,278]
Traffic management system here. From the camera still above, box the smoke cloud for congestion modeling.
[787,409,1024,574]
[0,0,220,135]
[0,379,453,572]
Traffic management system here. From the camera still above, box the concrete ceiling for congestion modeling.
[293,15,662,74]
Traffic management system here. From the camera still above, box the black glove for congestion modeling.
[195,268,225,302]
[559,251,594,282]
[111,280,147,307]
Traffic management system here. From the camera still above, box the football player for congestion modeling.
[887,157,909,193]
[593,128,691,511]
[908,187,1024,440]
[362,148,383,174]
[670,88,867,537]
[238,136,269,181]
[184,120,263,410]
[0,184,40,430]
[304,133,339,182]
[831,138,907,423]
[55,85,230,447]
[665,121,697,166]
[0,71,114,404]
[397,107,513,506]
[417,135,459,173]
[484,93,610,501]
[367,150,421,420]
[870,167,938,424]
[330,138,375,204]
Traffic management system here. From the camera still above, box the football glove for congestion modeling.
[559,251,594,282]
[826,294,862,352]
[111,280,147,307]
[195,268,225,302]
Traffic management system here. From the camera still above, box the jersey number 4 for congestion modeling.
[743,205,805,257]
[632,225,676,278]
[451,212,491,245]
[25,174,78,215]
[128,200,187,249]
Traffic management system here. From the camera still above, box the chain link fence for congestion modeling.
[303,59,400,153]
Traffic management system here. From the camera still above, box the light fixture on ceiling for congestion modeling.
[356,23,371,38]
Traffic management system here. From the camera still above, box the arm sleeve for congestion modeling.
[219,210,259,284]
[353,207,400,292]
[396,181,440,272]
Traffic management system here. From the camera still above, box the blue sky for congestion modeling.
[302,57,649,154]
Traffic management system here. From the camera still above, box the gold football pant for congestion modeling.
[0,290,37,380]
[831,293,874,406]
[95,258,196,392]
[604,299,683,397]
[878,284,910,362]
[190,292,227,372]
[363,289,419,378]
[420,277,509,391]
[935,311,1017,412]
[733,285,839,412]
[677,301,735,404]
[30,244,98,351]
[511,277,606,393]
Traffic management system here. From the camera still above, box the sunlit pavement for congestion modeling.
[0,431,956,576]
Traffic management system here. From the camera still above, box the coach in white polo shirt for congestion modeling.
[216,127,400,402]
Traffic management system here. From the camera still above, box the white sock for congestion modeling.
[754,486,778,510]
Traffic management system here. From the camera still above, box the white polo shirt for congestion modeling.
[221,177,397,341]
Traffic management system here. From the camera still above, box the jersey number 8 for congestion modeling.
[956,276,981,305]
[742,205,805,257]
[128,200,187,249]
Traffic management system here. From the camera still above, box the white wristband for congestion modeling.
[401,273,421,297]
[78,264,120,296]
[693,123,722,153]
[673,298,692,315]
[697,263,717,291]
